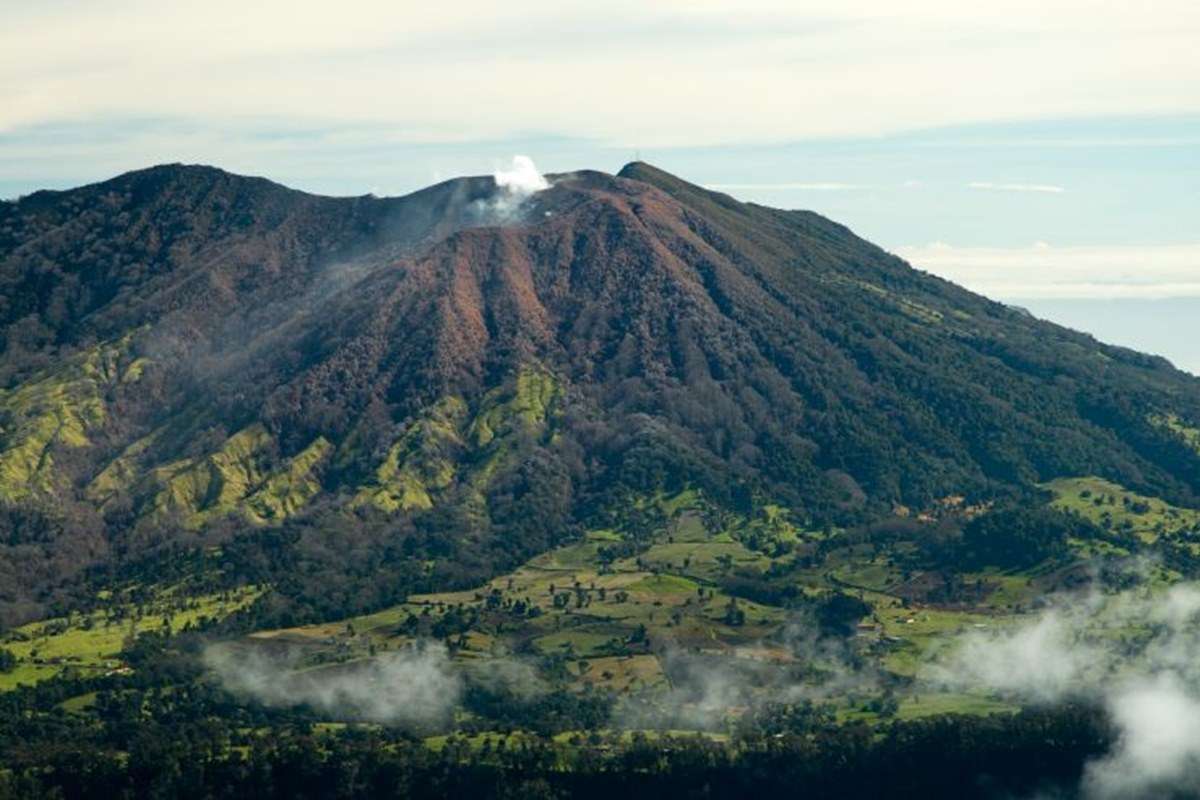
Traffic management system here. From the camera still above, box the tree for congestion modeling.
[815,592,870,636]
[723,598,746,627]
[961,506,1096,569]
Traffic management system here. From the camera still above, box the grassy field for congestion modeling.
[248,492,792,684]
[0,476,1182,747]
[241,489,1081,725]
[87,480,1197,737]
[0,584,264,690]
[567,654,667,691]
[1044,476,1200,541]
[840,692,1017,724]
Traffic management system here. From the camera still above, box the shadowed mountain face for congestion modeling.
[2,161,1199,622]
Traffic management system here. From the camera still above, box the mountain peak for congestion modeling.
[617,160,694,191]
[617,160,748,217]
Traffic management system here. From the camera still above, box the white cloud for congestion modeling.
[1,1,1198,146]
[1083,675,1200,799]
[968,181,1065,193]
[924,609,1098,703]
[894,241,1200,299]
[204,641,461,729]
[925,583,1200,799]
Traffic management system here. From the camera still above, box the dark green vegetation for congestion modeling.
[0,688,1111,800]
[3,162,1200,797]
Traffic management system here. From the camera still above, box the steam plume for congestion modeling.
[473,155,550,222]
[493,155,549,195]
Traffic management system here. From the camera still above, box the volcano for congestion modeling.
[2,160,1199,621]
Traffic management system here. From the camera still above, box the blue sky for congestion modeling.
[3,1,1198,372]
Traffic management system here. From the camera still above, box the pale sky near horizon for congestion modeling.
[2,1,1198,373]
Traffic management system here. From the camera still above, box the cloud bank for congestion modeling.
[1085,675,1200,799]
[705,181,867,191]
[615,617,882,730]
[926,607,1099,704]
[967,181,1065,193]
[895,241,1200,300]
[4,2,1199,146]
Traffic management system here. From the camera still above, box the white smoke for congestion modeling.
[204,640,461,730]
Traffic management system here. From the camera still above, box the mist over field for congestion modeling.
[923,579,1200,798]
[204,642,462,729]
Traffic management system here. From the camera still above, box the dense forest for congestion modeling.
[0,646,1111,800]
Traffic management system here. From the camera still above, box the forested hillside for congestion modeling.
[3,162,1200,798]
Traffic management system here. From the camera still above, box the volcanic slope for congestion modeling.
[1,161,1199,622]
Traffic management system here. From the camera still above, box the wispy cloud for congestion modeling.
[967,180,1065,193]
[894,241,1200,299]
[204,641,461,730]
[706,182,866,191]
